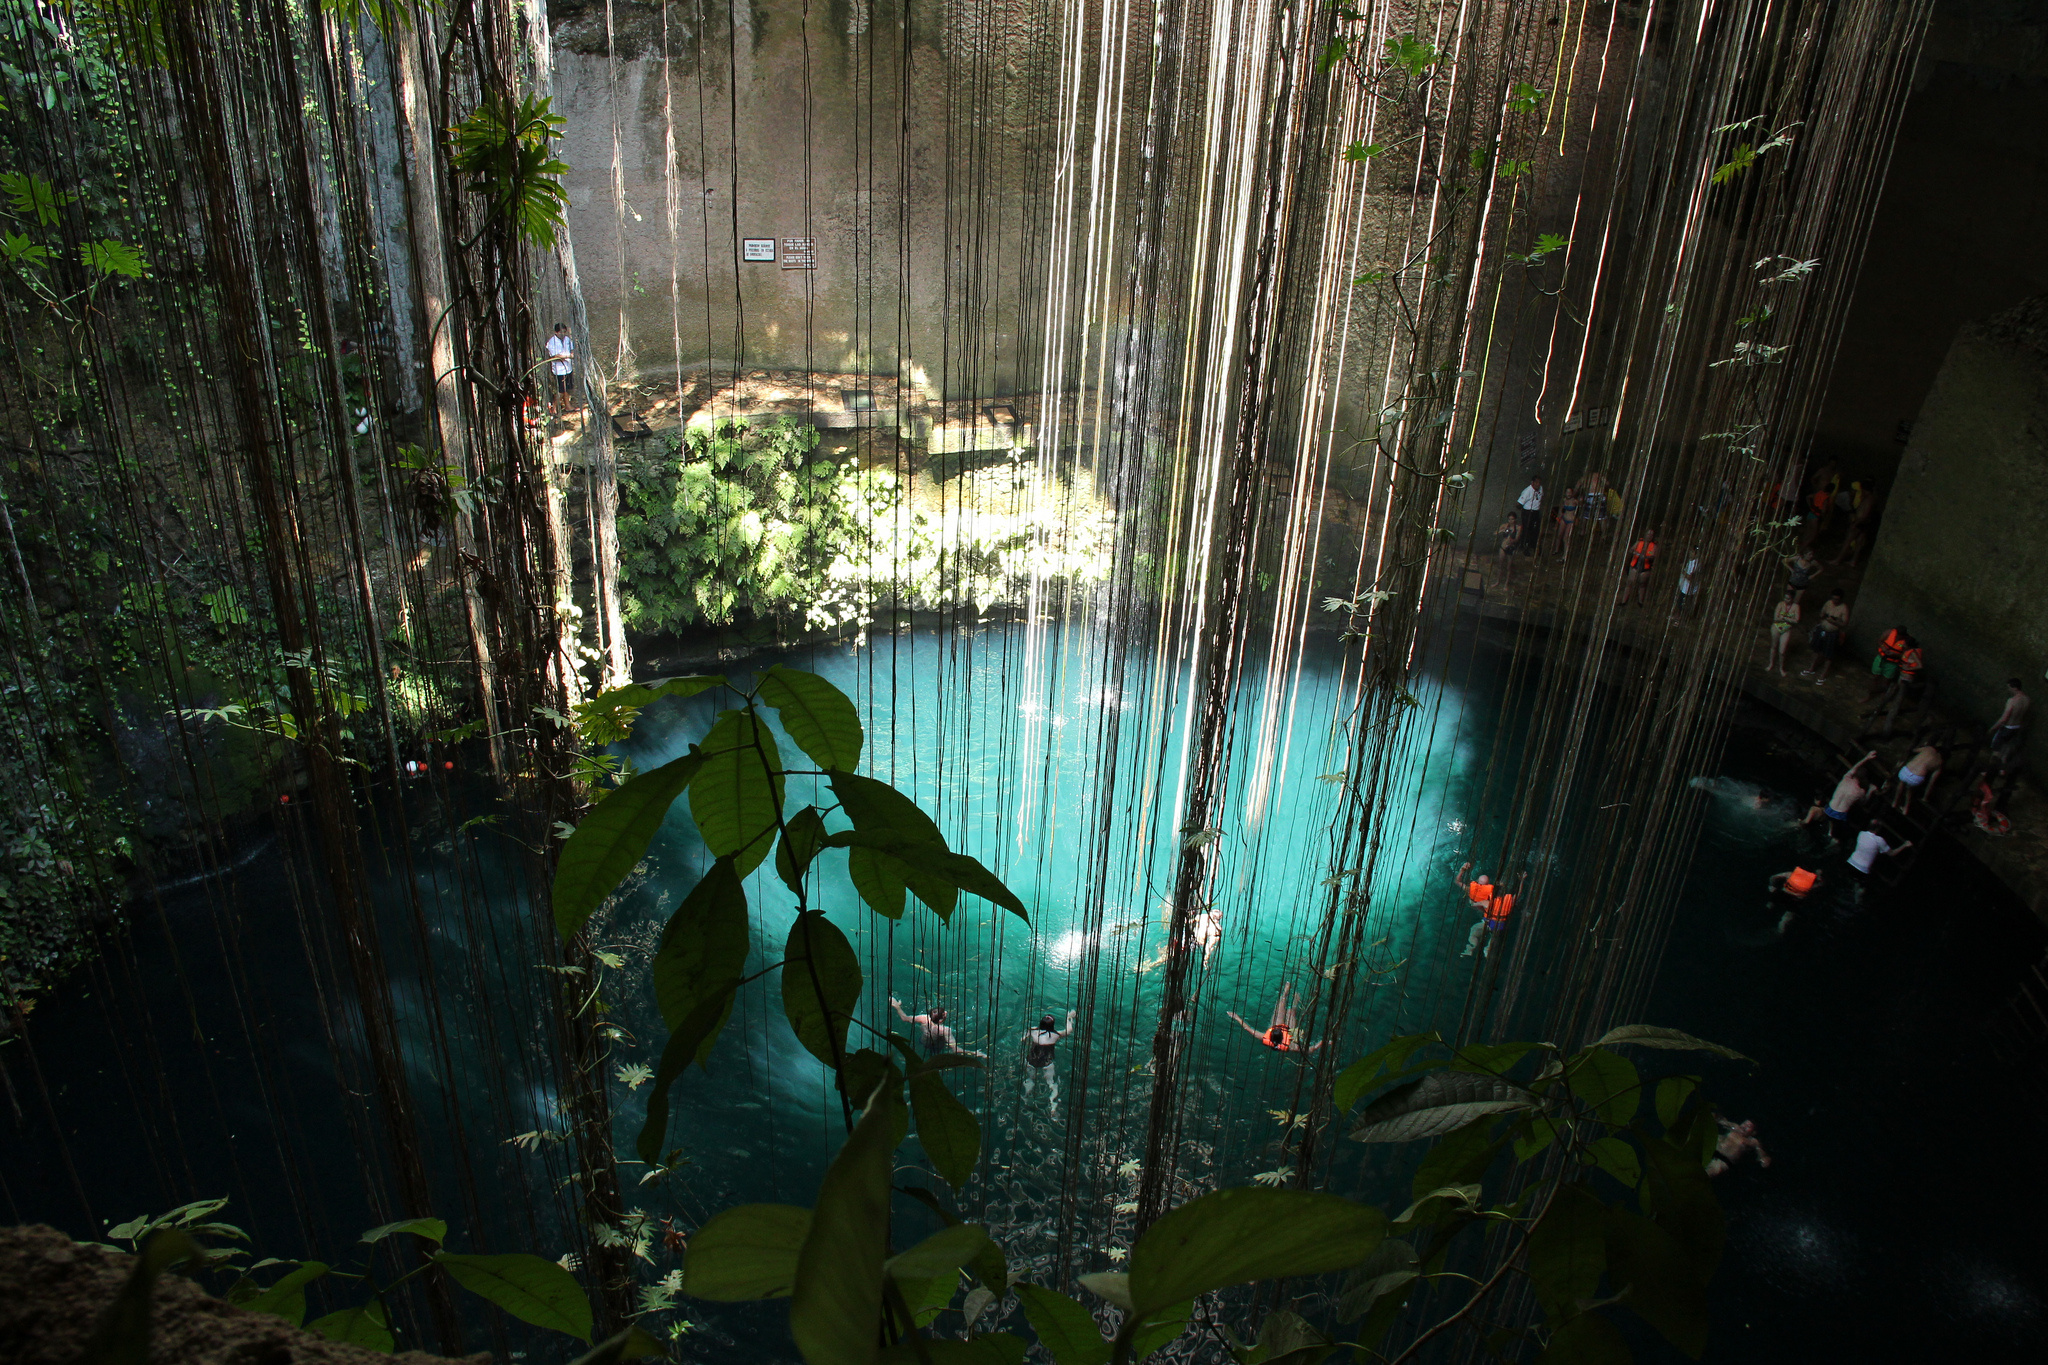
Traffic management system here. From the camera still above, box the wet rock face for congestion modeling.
[0,1225,489,1365]
[549,0,683,61]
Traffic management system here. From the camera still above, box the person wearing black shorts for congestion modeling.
[545,322,575,416]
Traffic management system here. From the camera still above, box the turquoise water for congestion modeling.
[602,622,1508,1318]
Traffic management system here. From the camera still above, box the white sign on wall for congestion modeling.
[742,238,776,262]
[782,237,816,270]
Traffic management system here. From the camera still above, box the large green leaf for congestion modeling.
[434,1251,593,1341]
[1591,1025,1750,1062]
[653,858,750,1064]
[682,1204,813,1300]
[1248,1309,1336,1365]
[909,1070,982,1191]
[790,1086,905,1365]
[1129,1301,1191,1359]
[1641,1121,1724,1281]
[832,829,1029,923]
[1535,1311,1630,1365]
[1013,1283,1111,1365]
[1349,1070,1534,1143]
[885,1223,990,1281]
[783,912,863,1068]
[1127,1188,1386,1317]
[839,1048,903,1108]
[359,1218,447,1246]
[690,710,786,875]
[1527,1184,1606,1326]
[1332,1032,1440,1113]
[759,666,865,771]
[777,806,831,896]
[1448,1041,1539,1077]
[637,985,742,1163]
[1603,1207,1706,1357]
[240,1260,330,1327]
[306,1300,394,1353]
[553,751,703,938]
[1584,1136,1641,1189]
[829,769,946,845]
[1335,1239,1417,1322]
[1410,1114,1507,1203]
[1565,1049,1641,1126]
[78,1228,199,1365]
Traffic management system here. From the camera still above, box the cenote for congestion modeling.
[4,1,2044,1362]
[6,623,2043,1361]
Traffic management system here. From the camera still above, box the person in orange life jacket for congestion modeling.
[1768,863,1823,935]
[1799,749,1880,844]
[1618,528,1658,606]
[1863,625,1909,700]
[1227,981,1324,1054]
[1455,860,1526,959]
[1020,1008,1077,1108]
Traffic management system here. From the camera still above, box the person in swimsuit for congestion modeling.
[1768,587,1800,676]
[890,998,985,1057]
[1891,740,1943,814]
[1782,547,1820,606]
[1800,589,1850,683]
[1227,983,1323,1055]
[1496,512,1521,585]
[1799,750,1880,844]
[1990,678,2030,756]
[1020,1009,1077,1108]
[1555,487,1581,560]
[1706,1118,1772,1177]
[1582,469,1608,536]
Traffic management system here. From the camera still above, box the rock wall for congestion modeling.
[1855,296,2048,760]
[549,0,1059,397]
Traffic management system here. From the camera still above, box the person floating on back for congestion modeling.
[1455,860,1524,959]
[890,997,984,1057]
[1020,1009,1077,1109]
[1227,982,1323,1054]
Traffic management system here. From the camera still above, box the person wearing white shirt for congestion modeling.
[1516,476,1544,556]
[545,322,576,416]
[1846,826,1910,876]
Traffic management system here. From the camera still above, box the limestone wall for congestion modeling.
[1856,297,2048,761]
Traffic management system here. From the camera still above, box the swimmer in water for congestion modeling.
[1706,1118,1772,1177]
[1767,865,1822,934]
[1020,1009,1077,1109]
[1227,982,1324,1054]
[1455,861,1524,959]
[889,998,985,1057]
[1139,905,1223,972]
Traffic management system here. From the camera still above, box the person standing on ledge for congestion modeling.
[545,321,576,417]
[1582,468,1609,539]
[1800,589,1850,684]
[1020,1009,1077,1109]
[1495,511,1521,585]
[1767,586,1800,676]
[1618,527,1658,606]
[1991,678,2030,755]
[1516,476,1544,557]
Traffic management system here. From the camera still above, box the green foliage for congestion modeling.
[1509,81,1546,113]
[1128,1189,1385,1318]
[1384,33,1438,77]
[78,1229,200,1365]
[617,419,889,632]
[1341,140,1382,163]
[447,92,571,248]
[432,1252,594,1342]
[683,1204,813,1299]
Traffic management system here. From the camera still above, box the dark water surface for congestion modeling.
[1,630,2041,1362]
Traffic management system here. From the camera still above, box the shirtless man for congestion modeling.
[1799,750,1879,844]
[1706,1118,1772,1177]
[1020,1009,1077,1108]
[1228,983,1324,1055]
[1892,740,1943,815]
[1991,678,2030,755]
[890,998,985,1057]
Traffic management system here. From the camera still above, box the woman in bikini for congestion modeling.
[1227,982,1324,1055]
[1768,587,1800,676]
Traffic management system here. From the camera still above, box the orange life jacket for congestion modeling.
[1898,646,1923,679]
[1482,891,1517,924]
[1467,881,1496,907]
[1628,540,1657,572]
[1877,628,1906,663]
[1785,867,1817,897]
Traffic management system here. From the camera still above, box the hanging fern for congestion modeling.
[448,92,572,248]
